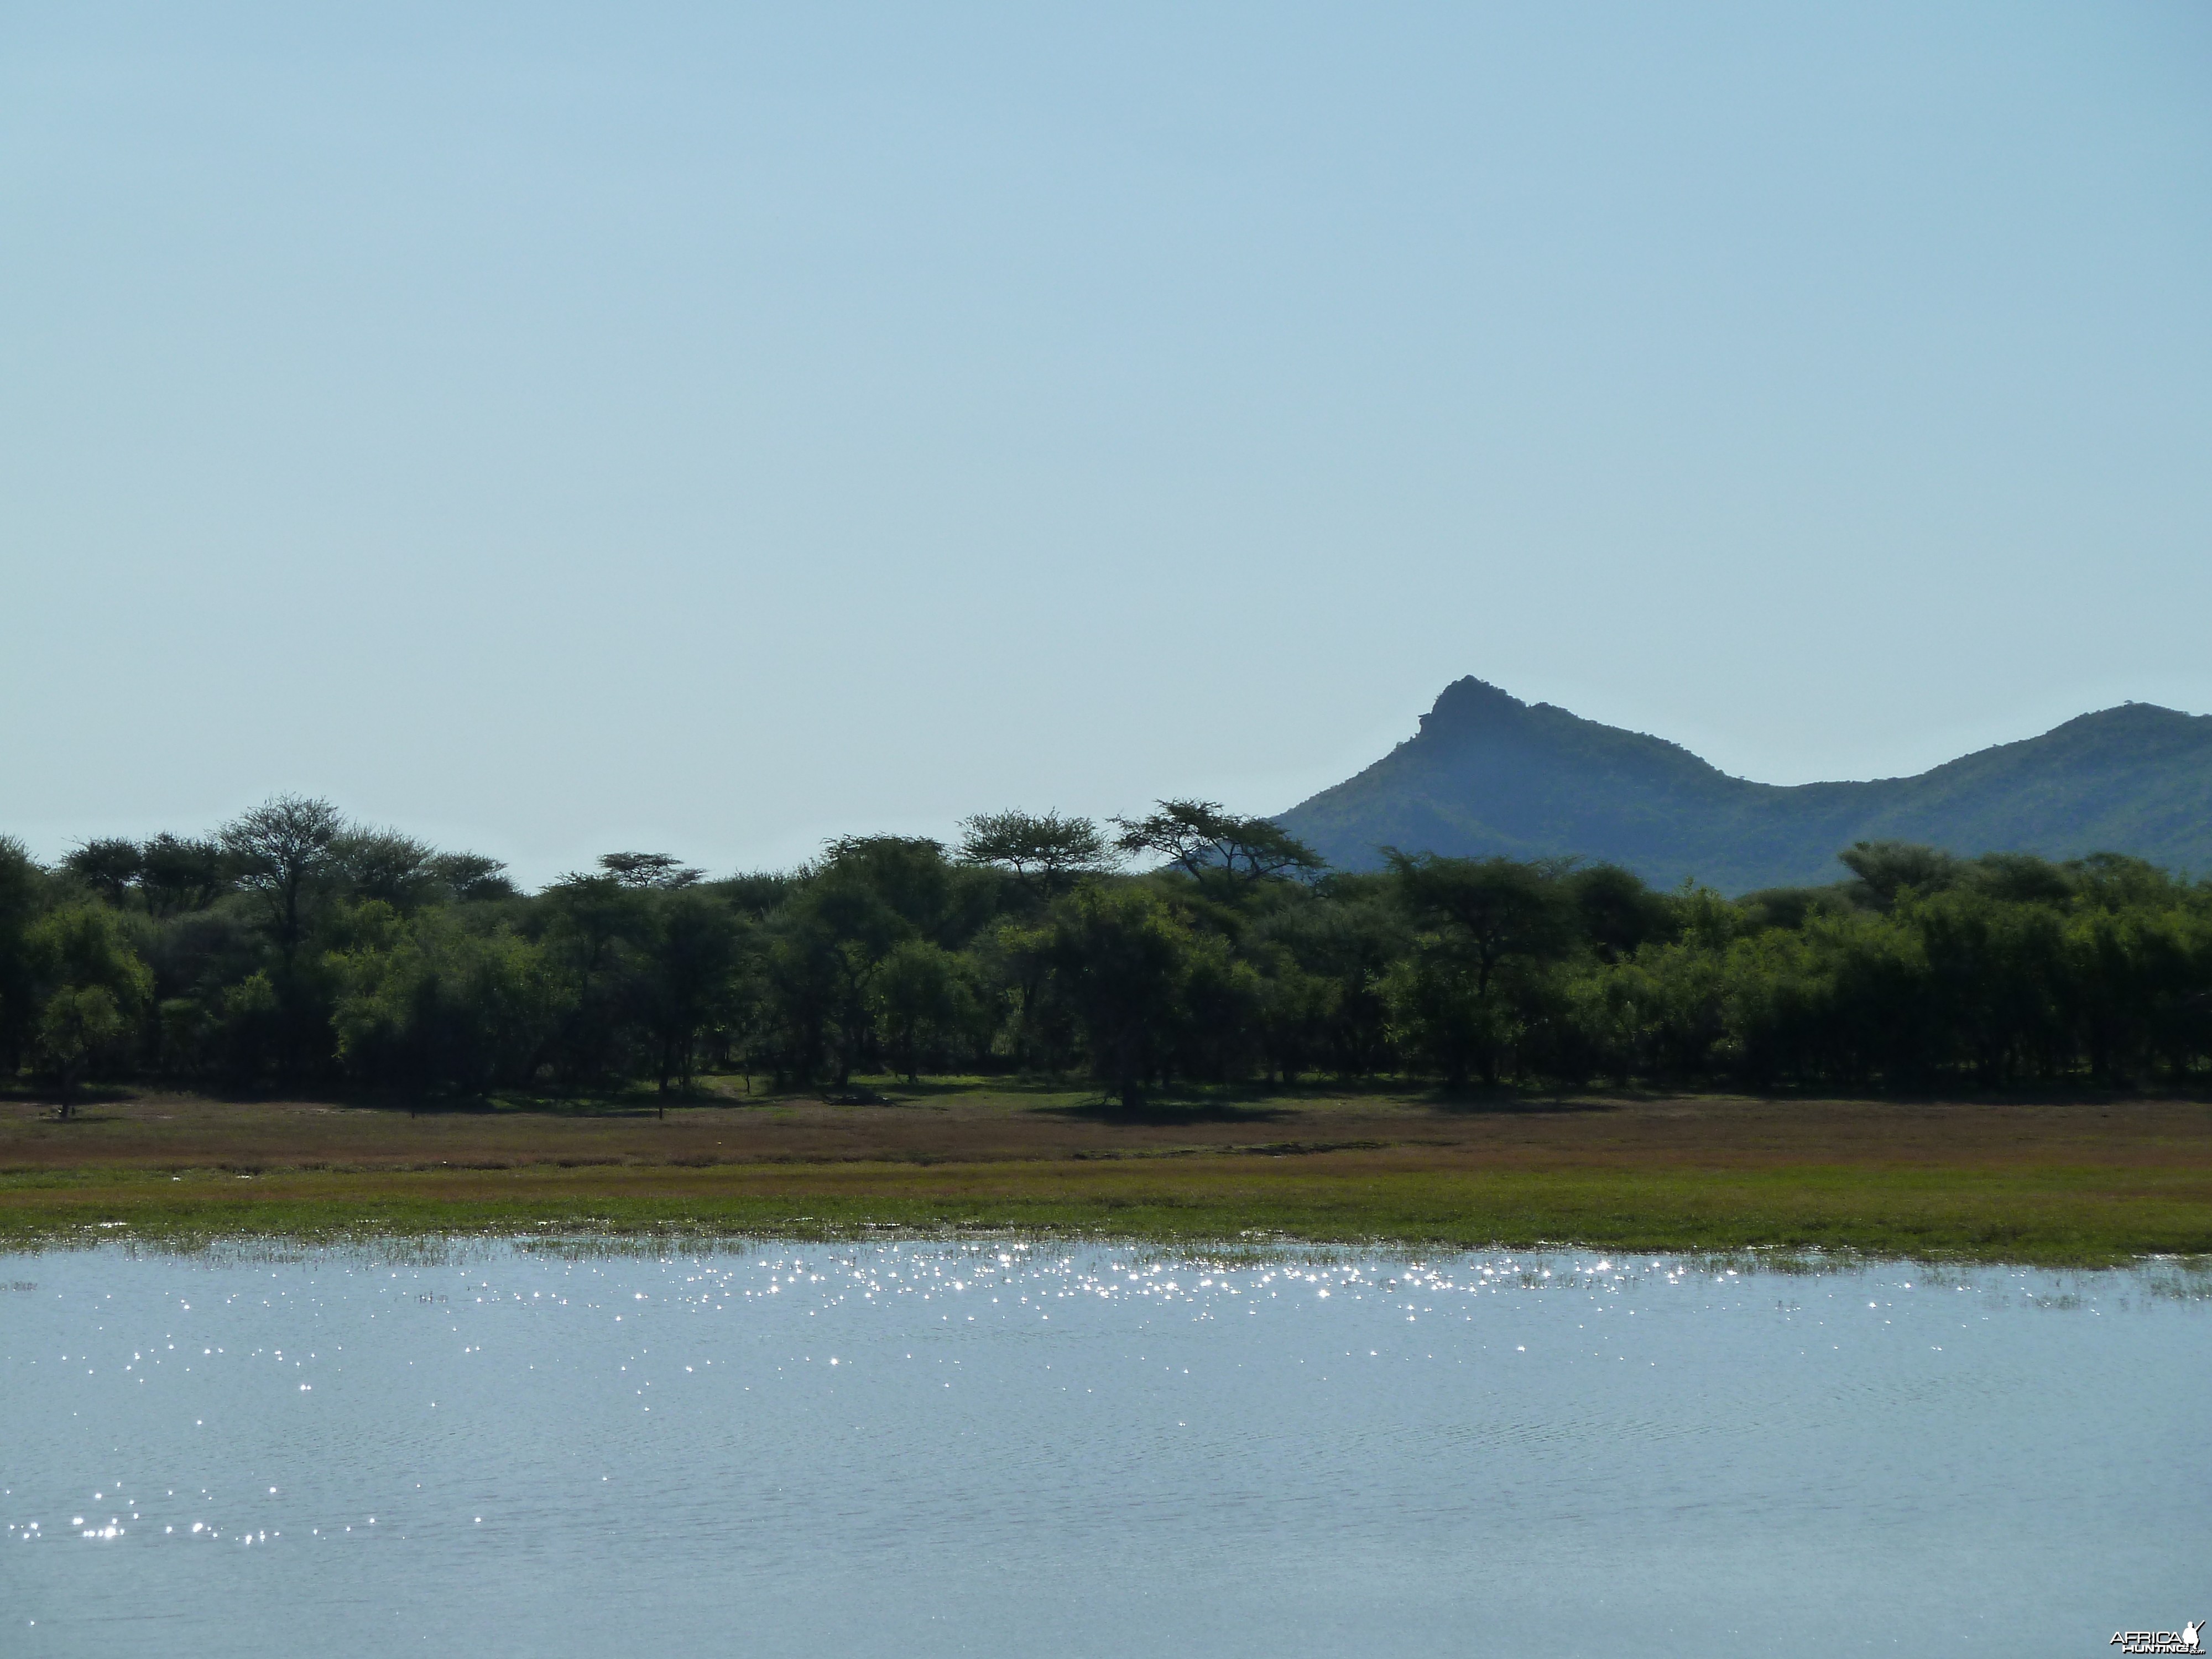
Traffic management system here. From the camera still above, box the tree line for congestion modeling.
[4,796,2209,1113]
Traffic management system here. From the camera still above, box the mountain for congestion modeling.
[1276,677,2212,893]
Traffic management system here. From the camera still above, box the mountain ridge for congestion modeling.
[1276,678,2212,892]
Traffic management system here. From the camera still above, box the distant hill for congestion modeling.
[1276,677,2212,893]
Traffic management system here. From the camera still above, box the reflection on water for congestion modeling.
[1,1239,2205,1656]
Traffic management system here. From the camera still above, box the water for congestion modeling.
[1,1238,2204,1656]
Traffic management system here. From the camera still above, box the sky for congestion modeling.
[4,3,2208,887]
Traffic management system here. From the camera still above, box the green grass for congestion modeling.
[3,1157,2203,1267]
[8,1080,2208,1265]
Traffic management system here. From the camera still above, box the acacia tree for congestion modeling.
[1838,842,1961,911]
[28,904,154,1116]
[1042,884,1196,1109]
[221,795,346,974]
[871,940,977,1082]
[427,852,517,903]
[61,839,144,906]
[1387,852,1575,996]
[536,873,648,1087]
[598,852,704,890]
[1385,850,1577,1086]
[336,828,440,910]
[0,837,43,1075]
[218,796,348,1082]
[792,840,950,1085]
[958,811,1113,900]
[139,833,231,916]
[634,890,744,1105]
[1110,800,1326,894]
[38,988,126,1118]
[331,916,561,1099]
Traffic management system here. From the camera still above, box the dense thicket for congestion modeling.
[5,797,2210,1112]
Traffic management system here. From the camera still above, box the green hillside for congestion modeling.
[1276,677,2212,891]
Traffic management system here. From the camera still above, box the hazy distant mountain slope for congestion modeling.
[1277,678,2212,891]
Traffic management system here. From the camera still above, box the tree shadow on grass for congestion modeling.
[3,1081,140,1109]
[1037,1099,1295,1127]
[1422,1087,1621,1117]
[373,1089,678,1120]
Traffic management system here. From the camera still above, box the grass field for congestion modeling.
[3,1077,2209,1264]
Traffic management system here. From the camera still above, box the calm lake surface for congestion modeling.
[2,1237,2204,1656]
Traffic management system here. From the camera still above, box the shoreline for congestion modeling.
[6,1165,2208,1270]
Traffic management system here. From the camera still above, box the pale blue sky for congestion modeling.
[4,3,2208,885]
